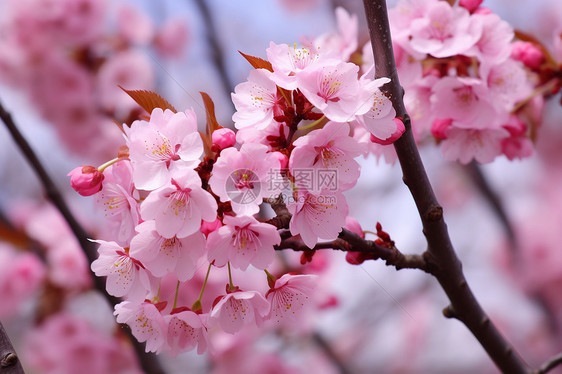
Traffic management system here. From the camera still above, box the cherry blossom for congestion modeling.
[90,240,151,302]
[165,309,209,356]
[290,121,363,192]
[232,68,281,130]
[140,168,218,239]
[266,42,323,90]
[440,126,509,164]
[68,165,104,196]
[125,108,203,190]
[208,143,282,215]
[313,7,358,62]
[114,301,167,353]
[265,273,317,326]
[96,160,140,246]
[296,61,373,122]
[129,220,206,281]
[408,1,482,58]
[206,215,281,271]
[210,289,270,334]
[287,189,348,248]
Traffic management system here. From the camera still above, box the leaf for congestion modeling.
[200,92,220,136]
[119,86,177,114]
[238,51,273,72]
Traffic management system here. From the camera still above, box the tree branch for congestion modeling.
[465,161,518,253]
[0,322,25,374]
[0,100,165,374]
[362,1,531,373]
[535,352,562,374]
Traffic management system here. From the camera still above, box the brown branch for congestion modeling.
[0,100,165,374]
[0,322,25,374]
[535,352,562,374]
[465,162,518,253]
[362,1,531,373]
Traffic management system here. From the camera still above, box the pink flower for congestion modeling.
[0,245,45,318]
[265,273,317,326]
[296,61,373,122]
[114,301,167,353]
[408,1,481,58]
[90,240,151,302]
[210,289,269,334]
[287,189,348,248]
[129,220,206,281]
[96,160,140,246]
[125,108,203,190]
[117,5,154,45]
[313,7,358,62]
[68,165,104,196]
[208,143,281,215]
[212,127,236,150]
[232,69,281,130]
[200,218,223,237]
[290,121,363,192]
[207,215,281,271]
[467,13,513,63]
[480,59,532,111]
[154,18,190,59]
[356,87,403,142]
[370,118,405,145]
[140,168,218,239]
[430,76,498,129]
[165,309,209,356]
[459,0,483,13]
[511,41,545,70]
[441,126,509,164]
[266,42,323,90]
[96,50,155,115]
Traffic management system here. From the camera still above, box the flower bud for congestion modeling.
[211,128,236,150]
[511,41,545,70]
[370,118,405,145]
[459,0,483,13]
[67,166,104,196]
[431,118,453,140]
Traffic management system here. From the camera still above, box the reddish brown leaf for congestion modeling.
[119,86,177,114]
[200,92,220,136]
[238,51,273,72]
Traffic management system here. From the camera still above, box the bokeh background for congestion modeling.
[0,0,561,373]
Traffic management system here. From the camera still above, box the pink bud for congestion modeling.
[370,118,405,145]
[459,0,483,13]
[211,128,236,150]
[269,151,289,170]
[200,218,222,237]
[344,216,364,238]
[431,118,453,140]
[67,166,104,196]
[511,41,545,70]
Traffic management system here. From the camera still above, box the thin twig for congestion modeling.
[0,322,25,374]
[465,161,518,253]
[535,352,562,374]
[0,100,165,374]
[193,0,235,96]
[312,332,353,374]
[362,1,531,373]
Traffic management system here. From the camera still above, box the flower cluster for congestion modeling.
[372,0,554,163]
[67,6,405,355]
[0,0,188,159]
[68,2,561,357]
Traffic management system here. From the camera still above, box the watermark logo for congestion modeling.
[225,169,261,204]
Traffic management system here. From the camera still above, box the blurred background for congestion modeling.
[0,0,561,373]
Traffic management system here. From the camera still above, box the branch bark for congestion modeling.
[0,101,165,374]
[362,1,530,373]
[535,352,562,374]
[0,322,25,374]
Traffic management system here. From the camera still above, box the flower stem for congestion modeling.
[172,280,181,309]
[97,157,127,173]
[191,263,213,312]
[298,115,325,131]
[227,262,235,290]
